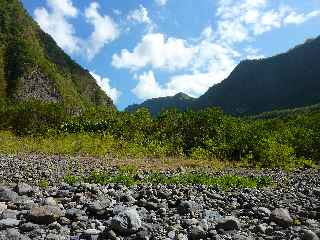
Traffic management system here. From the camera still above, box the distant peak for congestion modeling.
[174,92,193,99]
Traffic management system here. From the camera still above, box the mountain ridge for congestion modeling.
[126,35,320,116]
[0,0,114,109]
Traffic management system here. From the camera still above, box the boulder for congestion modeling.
[28,205,64,224]
[111,208,142,235]
[270,208,292,227]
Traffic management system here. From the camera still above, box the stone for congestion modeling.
[270,208,292,227]
[0,219,21,230]
[216,217,241,231]
[257,207,271,217]
[189,225,207,239]
[29,205,64,224]
[15,183,34,196]
[203,210,223,221]
[0,228,31,240]
[303,229,320,240]
[44,197,58,206]
[87,199,111,215]
[19,222,39,232]
[111,208,142,235]
[0,187,18,202]
[1,209,19,219]
[178,201,197,215]
[0,203,6,215]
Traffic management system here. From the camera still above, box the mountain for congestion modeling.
[126,36,320,116]
[0,0,114,109]
[125,92,195,116]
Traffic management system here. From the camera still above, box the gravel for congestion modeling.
[0,154,319,239]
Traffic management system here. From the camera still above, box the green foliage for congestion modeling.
[64,174,80,186]
[64,170,273,189]
[38,179,49,189]
[0,0,114,108]
[1,100,320,169]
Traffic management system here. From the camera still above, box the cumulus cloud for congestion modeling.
[155,0,168,7]
[216,0,320,43]
[132,30,239,100]
[90,72,121,103]
[112,33,195,71]
[34,0,80,53]
[85,3,119,60]
[132,71,172,99]
[35,1,119,59]
[126,0,320,100]
[127,5,151,24]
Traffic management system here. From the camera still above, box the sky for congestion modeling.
[21,0,320,110]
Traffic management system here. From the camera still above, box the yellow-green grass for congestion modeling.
[0,130,243,171]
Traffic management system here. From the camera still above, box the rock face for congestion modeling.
[0,0,114,108]
[13,69,61,103]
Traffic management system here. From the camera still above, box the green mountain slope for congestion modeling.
[0,0,114,108]
[127,36,320,116]
[197,36,320,115]
[125,92,195,116]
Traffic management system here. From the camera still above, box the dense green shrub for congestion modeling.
[0,100,320,168]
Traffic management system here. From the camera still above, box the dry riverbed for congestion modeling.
[0,154,319,240]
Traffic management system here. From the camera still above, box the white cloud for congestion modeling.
[112,33,195,71]
[35,1,119,59]
[90,72,121,103]
[284,10,320,24]
[132,71,172,99]
[127,5,151,24]
[34,0,80,53]
[155,0,168,7]
[85,2,119,60]
[216,0,320,43]
[129,0,320,100]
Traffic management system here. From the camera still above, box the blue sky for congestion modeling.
[21,0,320,110]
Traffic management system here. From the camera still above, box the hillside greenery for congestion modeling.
[0,0,113,109]
[0,100,319,170]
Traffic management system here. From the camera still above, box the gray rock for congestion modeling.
[0,187,18,202]
[0,228,31,240]
[257,207,271,217]
[189,225,206,239]
[1,209,19,219]
[29,205,64,224]
[0,203,6,215]
[303,229,320,240]
[203,210,223,221]
[0,219,21,230]
[19,222,39,232]
[216,216,241,231]
[178,201,197,215]
[111,208,142,235]
[270,208,292,227]
[15,183,34,196]
[87,199,111,215]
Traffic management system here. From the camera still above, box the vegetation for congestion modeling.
[64,166,273,189]
[0,100,319,170]
[0,0,113,108]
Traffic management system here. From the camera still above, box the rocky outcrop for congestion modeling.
[13,68,61,103]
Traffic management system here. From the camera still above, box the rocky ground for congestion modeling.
[0,154,320,240]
